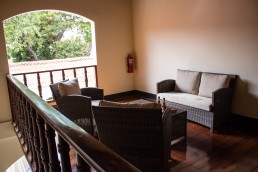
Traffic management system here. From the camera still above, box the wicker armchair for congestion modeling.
[49,80,104,101]
[56,95,96,136]
[56,95,98,170]
[92,106,171,172]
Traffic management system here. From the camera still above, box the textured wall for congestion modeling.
[133,0,258,119]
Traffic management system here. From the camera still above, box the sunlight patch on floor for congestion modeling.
[5,156,30,172]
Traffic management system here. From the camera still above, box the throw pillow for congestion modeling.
[139,102,161,109]
[198,73,230,98]
[99,100,161,109]
[99,100,139,108]
[58,78,81,97]
[175,69,201,95]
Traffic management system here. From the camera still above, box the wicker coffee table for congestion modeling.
[168,107,187,142]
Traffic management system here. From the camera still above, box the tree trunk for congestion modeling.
[26,43,39,61]
[53,31,65,42]
[21,32,39,61]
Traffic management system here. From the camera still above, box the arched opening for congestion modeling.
[3,10,97,100]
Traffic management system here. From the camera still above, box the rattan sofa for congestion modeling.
[157,69,237,132]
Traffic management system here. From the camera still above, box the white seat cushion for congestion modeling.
[175,69,201,95]
[198,73,230,98]
[157,92,212,111]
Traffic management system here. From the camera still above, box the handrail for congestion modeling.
[12,65,98,99]
[12,65,97,75]
[7,74,140,172]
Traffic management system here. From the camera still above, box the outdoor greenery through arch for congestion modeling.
[4,11,93,62]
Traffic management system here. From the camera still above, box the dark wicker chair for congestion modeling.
[157,73,237,132]
[56,95,98,170]
[49,80,104,101]
[56,95,96,136]
[92,106,171,172]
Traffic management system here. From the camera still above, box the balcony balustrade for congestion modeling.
[6,74,140,172]
[12,65,98,100]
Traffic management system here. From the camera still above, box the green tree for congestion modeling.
[4,11,92,62]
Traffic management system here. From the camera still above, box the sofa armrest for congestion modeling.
[157,79,175,93]
[212,87,233,118]
[81,87,104,100]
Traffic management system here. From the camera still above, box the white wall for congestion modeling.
[0,0,134,122]
[133,0,258,119]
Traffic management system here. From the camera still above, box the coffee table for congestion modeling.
[167,107,187,142]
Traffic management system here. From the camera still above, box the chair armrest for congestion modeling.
[81,87,104,100]
[157,79,175,93]
[212,87,233,114]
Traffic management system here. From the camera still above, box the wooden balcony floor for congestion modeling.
[169,121,258,172]
[65,95,258,172]
[69,120,258,172]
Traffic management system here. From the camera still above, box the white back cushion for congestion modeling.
[58,78,81,97]
[175,69,201,95]
[198,73,230,98]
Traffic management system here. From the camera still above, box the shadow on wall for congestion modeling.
[232,77,258,119]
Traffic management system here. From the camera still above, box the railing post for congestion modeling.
[58,135,72,172]
[31,111,43,172]
[37,114,50,172]
[50,71,54,84]
[45,124,61,172]
[15,90,22,130]
[28,105,37,171]
[23,99,30,154]
[62,70,65,81]
[8,82,17,124]
[37,72,42,98]
[19,95,25,144]
[25,100,32,155]
[15,92,21,133]
[23,74,27,86]
[84,67,88,87]
[73,68,77,78]
[95,66,99,87]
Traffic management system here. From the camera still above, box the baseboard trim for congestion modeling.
[133,90,156,101]
[231,113,258,129]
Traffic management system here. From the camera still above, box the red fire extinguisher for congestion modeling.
[127,54,134,73]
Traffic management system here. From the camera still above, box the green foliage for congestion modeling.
[4,11,92,62]
[54,38,88,59]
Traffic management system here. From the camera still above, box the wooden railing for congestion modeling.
[12,65,98,100]
[7,75,140,172]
